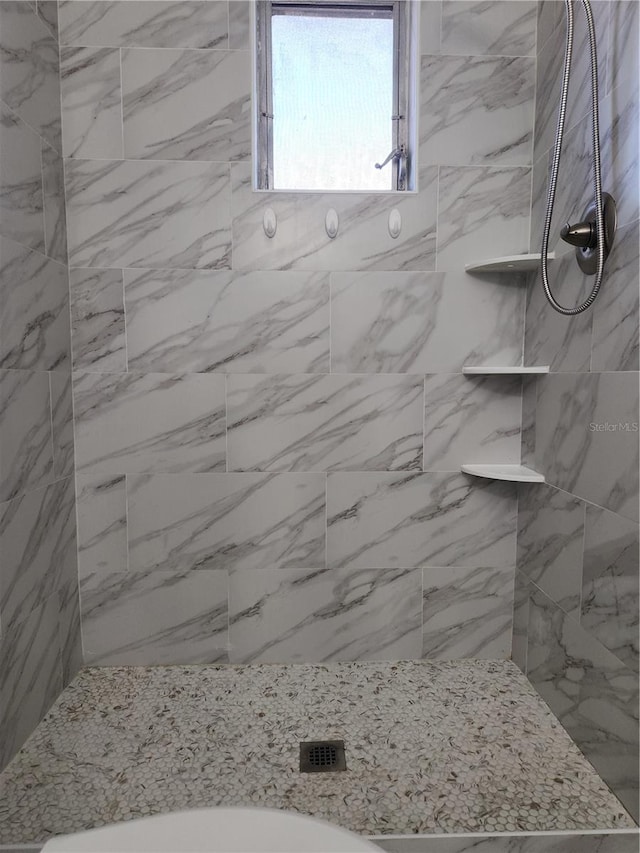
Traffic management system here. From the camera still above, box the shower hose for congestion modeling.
[540,0,605,315]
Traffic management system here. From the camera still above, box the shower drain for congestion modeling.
[299,740,347,773]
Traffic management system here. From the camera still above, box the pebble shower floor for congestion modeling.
[0,660,634,843]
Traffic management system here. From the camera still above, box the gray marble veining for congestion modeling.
[70,268,126,372]
[581,504,639,672]
[527,584,639,819]
[0,236,70,372]
[534,372,639,523]
[591,219,639,372]
[59,1,229,49]
[81,568,229,665]
[66,159,231,270]
[122,47,251,162]
[124,269,329,374]
[517,483,585,616]
[600,69,639,230]
[422,564,514,659]
[423,373,521,470]
[228,1,251,50]
[60,46,122,160]
[58,573,82,687]
[419,55,534,166]
[0,476,76,634]
[331,270,524,373]
[74,371,226,474]
[436,166,531,269]
[327,472,517,570]
[608,0,639,95]
[50,371,74,479]
[228,566,423,664]
[41,142,68,264]
[0,369,53,503]
[127,472,326,575]
[36,0,59,39]
[440,1,536,56]
[511,570,530,673]
[227,374,423,472]
[231,163,438,272]
[0,2,62,151]
[0,103,44,253]
[0,593,62,771]
[76,473,127,580]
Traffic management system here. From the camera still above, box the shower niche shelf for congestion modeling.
[461,464,545,483]
[465,253,555,274]
[462,365,549,375]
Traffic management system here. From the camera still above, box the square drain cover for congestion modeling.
[300,740,347,773]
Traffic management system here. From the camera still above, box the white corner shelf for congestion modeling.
[465,253,555,274]
[461,464,545,483]
[462,365,549,375]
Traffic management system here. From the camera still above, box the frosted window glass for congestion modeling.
[271,13,394,191]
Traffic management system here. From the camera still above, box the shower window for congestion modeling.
[255,0,416,192]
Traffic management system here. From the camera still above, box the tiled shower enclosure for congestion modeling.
[0,0,638,834]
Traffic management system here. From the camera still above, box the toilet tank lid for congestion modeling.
[41,807,383,853]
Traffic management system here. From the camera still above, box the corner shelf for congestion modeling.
[465,253,555,274]
[462,365,549,375]
[461,464,545,483]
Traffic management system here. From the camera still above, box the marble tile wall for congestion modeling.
[516,0,639,820]
[0,1,81,772]
[60,1,537,668]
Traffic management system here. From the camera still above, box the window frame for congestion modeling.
[255,0,414,192]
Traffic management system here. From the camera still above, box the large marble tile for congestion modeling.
[59,1,229,49]
[520,374,537,468]
[0,236,71,371]
[608,1,639,95]
[0,594,62,770]
[581,504,639,672]
[0,103,44,252]
[537,0,565,55]
[0,370,53,503]
[436,166,531,270]
[228,567,422,664]
[534,372,639,522]
[60,46,123,160]
[441,1,536,56]
[422,565,514,659]
[420,0,442,55]
[423,373,521,471]
[58,575,82,687]
[66,159,231,270]
[327,472,517,570]
[0,476,76,635]
[229,1,250,49]
[527,585,639,819]
[122,48,250,162]
[124,269,329,374]
[50,372,74,479]
[591,219,639,372]
[231,163,438,272]
[331,270,524,373]
[127,473,326,575]
[70,268,127,372]
[523,258,594,373]
[74,371,226,474]
[227,374,423,472]
[36,0,58,39]
[419,55,534,166]
[533,1,610,162]
[41,143,68,265]
[517,483,585,616]
[81,568,228,665]
[0,2,62,151]
[76,473,127,581]
[600,73,639,230]
[512,570,530,673]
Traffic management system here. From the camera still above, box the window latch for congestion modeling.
[375,145,405,171]
[375,144,407,190]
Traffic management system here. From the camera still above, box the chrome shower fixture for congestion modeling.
[540,0,617,315]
